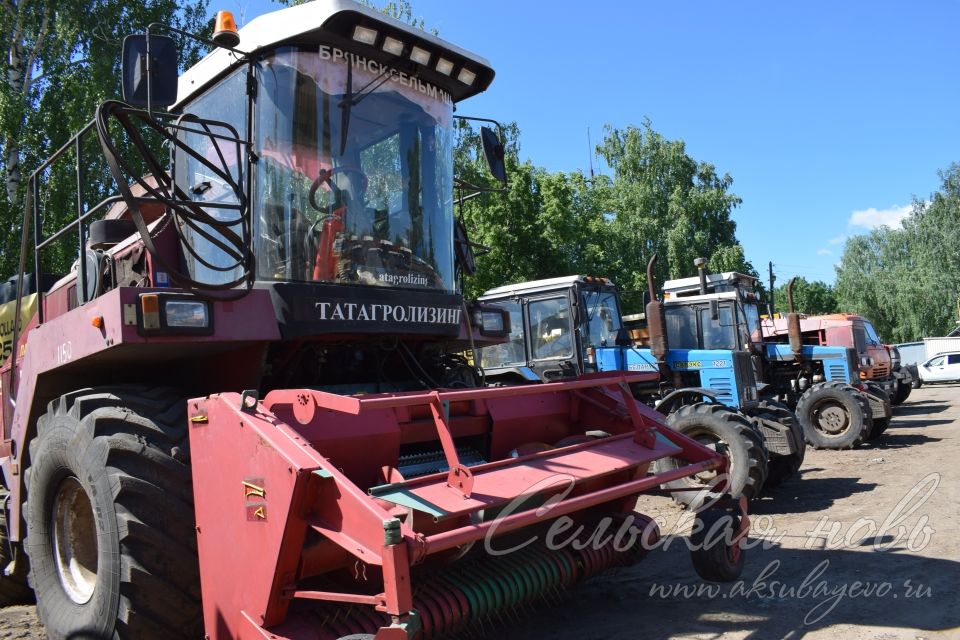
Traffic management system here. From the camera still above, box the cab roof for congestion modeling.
[480,275,614,300]
[175,0,494,108]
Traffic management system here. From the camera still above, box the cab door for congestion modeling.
[526,295,578,381]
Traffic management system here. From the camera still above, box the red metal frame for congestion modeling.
[190,373,729,639]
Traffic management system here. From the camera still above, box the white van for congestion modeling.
[918,351,960,383]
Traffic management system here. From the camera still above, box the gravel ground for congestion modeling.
[2,384,958,639]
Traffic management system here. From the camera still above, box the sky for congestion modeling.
[226,0,960,285]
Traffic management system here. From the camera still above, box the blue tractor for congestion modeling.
[615,258,873,462]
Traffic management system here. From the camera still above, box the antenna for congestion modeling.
[587,127,595,180]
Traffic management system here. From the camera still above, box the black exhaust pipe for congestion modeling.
[694,257,708,295]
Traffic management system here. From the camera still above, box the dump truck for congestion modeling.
[475,268,773,507]
[0,4,750,639]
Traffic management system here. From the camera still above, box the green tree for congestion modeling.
[596,119,752,294]
[774,276,840,315]
[836,164,960,341]
[0,0,209,278]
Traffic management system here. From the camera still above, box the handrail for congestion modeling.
[6,101,250,409]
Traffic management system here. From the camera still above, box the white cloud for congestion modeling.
[817,248,832,256]
[848,204,912,230]
[828,234,847,245]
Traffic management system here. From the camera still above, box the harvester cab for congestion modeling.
[0,3,750,639]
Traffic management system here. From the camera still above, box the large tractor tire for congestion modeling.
[795,382,871,450]
[748,401,805,488]
[655,403,768,509]
[891,380,912,405]
[0,488,33,605]
[23,386,201,639]
[861,382,892,440]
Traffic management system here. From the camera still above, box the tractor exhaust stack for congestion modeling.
[694,257,709,295]
[787,277,803,359]
[645,254,669,369]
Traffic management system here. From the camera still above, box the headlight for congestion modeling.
[165,300,209,328]
[137,294,213,335]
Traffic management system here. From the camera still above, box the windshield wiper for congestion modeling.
[337,57,409,155]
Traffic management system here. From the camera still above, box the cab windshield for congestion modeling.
[665,301,737,350]
[254,47,455,291]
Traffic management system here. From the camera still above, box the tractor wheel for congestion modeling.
[655,403,768,509]
[891,380,911,405]
[690,507,746,583]
[0,488,33,605]
[861,383,891,440]
[750,401,805,488]
[795,382,871,449]
[24,386,201,639]
[911,377,922,390]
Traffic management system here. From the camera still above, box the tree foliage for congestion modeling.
[0,0,208,279]
[596,119,754,294]
[836,164,960,341]
[774,276,839,316]
[456,118,753,301]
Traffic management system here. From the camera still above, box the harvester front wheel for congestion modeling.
[795,382,871,449]
[690,508,746,582]
[656,403,768,509]
[0,488,33,605]
[23,386,200,639]
[749,401,805,489]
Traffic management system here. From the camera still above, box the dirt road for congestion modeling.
[2,384,958,639]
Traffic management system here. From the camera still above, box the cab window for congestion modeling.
[583,289,621,347]
[530,297,573,359]
[863,322,882,346]
[700,304,736,350]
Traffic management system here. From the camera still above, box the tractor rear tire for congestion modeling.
[750,401,805,488]
[862,383,891,440]
[796,382,871,449]
[690,508,746,583]
[0,488,33,605]
[891,380,911,405]
[23,386,201,639]
[655,403,768,509]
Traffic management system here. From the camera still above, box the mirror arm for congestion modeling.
[143,22,248,116]
[147,22,248,57]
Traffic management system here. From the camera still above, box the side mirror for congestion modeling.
[122,34,179,108]
[480,126,506,185]
[709,299,720,321]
